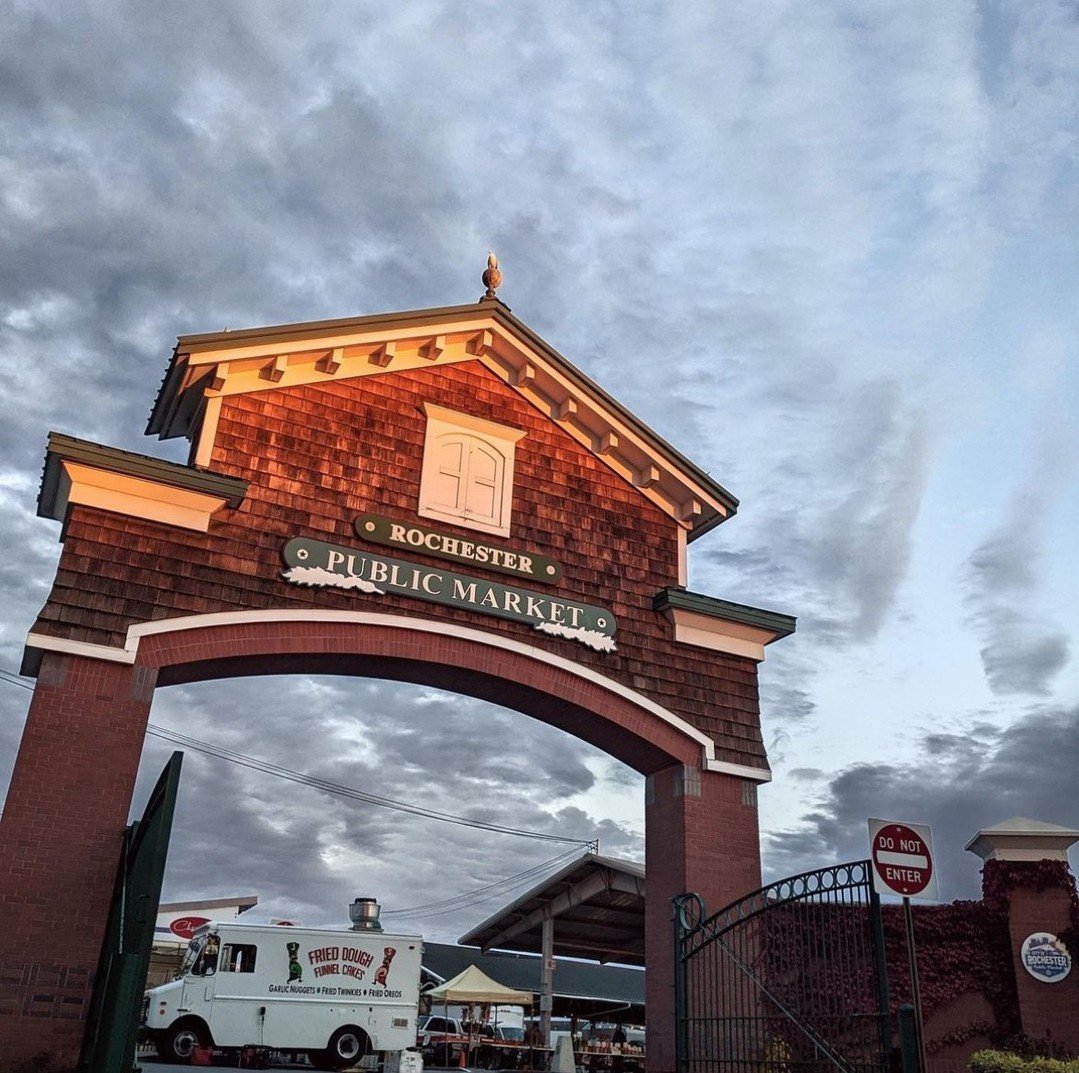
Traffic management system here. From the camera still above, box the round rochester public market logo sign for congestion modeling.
[1021,932,1072,983]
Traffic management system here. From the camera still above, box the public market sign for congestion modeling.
[1021,933,1072,983]
[355,514,562,583]
[281,536,616,652]
[868,818,938,900]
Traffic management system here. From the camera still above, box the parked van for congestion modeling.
[142,921,422,1069]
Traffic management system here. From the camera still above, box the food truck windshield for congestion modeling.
[177,936,203,978]
[177,933,221,978]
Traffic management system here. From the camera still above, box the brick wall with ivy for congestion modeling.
[881,859,1079,1066]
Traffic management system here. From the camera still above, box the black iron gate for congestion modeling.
[79,751,183,1073]
[674,860,891,1073]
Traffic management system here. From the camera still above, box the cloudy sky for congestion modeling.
[1,2,1077,944]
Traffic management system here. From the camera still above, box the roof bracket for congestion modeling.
[370,341,396,368]
[678,498,703,522]
[318,347,344,375]
[510,362,536,387]
[593,430,618,455]
[419,335,445,361]
[466,329,493,356]
[634,464,660,489]
[554,397,578,422]
[261,354,288,382]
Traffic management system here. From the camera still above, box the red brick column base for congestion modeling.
[644,765,762,1073]
[1004,876,1079,1050]
[0,654,156,1071]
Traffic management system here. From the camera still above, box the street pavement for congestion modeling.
[136,1055,320,1072]
[138,1064,485,1073]
[133,1057,481,1072]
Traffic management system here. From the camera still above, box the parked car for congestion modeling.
[418,1015,505,1066]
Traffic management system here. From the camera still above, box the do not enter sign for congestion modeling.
[868,818,938,900]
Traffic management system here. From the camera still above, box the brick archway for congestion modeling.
[94,609,728,772]
[3,614,762,1070]
[0,299,795,1071]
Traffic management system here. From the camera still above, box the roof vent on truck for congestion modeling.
[349,897,384,932]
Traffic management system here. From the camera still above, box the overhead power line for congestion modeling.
[0,669,32,691]
[383,846,589,919]
[1,667,600,931]
[147,723,591,846]
[0,667,594,849]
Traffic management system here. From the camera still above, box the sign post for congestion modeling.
[869,818,938,1073]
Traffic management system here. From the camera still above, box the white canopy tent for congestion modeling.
[425,964,534,1006]
[424,965,536,1067]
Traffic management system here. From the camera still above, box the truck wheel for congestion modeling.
[322,1025,370,1070]
[158,1020,209,1062]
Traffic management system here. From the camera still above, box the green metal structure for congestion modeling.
[79,752,183,1073]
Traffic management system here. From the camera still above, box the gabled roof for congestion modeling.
[147,299,738,540]
[458,853,645,966]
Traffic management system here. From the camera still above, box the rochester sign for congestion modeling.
[1021,933,1072,983]
[355,514,562,583]
[281,536,616,652]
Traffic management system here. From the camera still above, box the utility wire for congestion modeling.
[0,666,594,849]
[1,667,601,928]
[383,847,587,918]
[148,723,590,846]
[0,669,32,690]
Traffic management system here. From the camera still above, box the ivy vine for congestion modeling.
[879,859,1079,1056]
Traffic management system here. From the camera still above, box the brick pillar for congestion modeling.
[968,818,1079,1053]
[645,764,762,1073]
[0,653,157,1070]
[1001,875,1079,1050]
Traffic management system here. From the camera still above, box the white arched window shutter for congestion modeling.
[418,404,526,537]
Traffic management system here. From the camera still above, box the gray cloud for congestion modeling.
[963,455,1072,694]
[768,685,816,724]
[699,379,932,749]
[975,613,1069,697]
[763,704,1079,900]
[787,768,825,782]
[702,378,931,643]
[125,676,641,940]
[0,1,1076,943]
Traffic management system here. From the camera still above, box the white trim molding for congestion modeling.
[25,609,771,782]
[665,608,777,662]
[55,461,233,533]
[26,633,137,665]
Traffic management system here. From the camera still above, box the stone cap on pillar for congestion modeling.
[965,816,1079,862]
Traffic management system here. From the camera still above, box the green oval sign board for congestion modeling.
[354,514,562,584]
[281,537,615,652]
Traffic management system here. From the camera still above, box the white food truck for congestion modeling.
[143,918,423,1069]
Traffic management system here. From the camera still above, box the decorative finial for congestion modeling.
[481,252,502,301]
